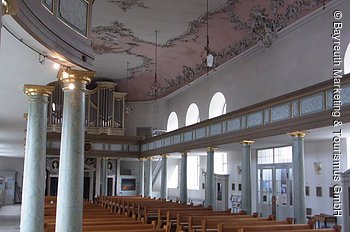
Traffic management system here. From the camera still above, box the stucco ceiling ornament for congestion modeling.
[249,6,279,47]
[91,0,330,101]
[108,0,148,12]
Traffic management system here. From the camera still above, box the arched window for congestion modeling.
[167,112,178,132]
[345,42,350,75]
[209,92,227,119]
[185,103,200,126]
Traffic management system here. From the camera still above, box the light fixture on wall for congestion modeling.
[237,165,242,175]
[313,162,322,175]
[149,30,162,99]
[201,168,207,181]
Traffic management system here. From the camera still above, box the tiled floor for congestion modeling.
[0,204,20,232]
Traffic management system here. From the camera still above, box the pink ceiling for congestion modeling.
[91,0,329,101]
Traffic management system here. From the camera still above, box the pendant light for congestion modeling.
[149,30,161,99]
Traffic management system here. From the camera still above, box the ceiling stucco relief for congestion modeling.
[91,0,330,101]
[108,0,149,12]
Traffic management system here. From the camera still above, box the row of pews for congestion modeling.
[44,196,342,232]
[97,196,342,232]
[44,196,164,232]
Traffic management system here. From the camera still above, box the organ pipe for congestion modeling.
[47,81,126,132]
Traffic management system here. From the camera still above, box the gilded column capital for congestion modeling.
[102,157,109,160]
[180,151,190,156]
[160,154,169,158]
[240,140,255,145]
[24,85,54,97]
[58,68,95,85]
[288,131,308,138]
[138,157,146,161]
[2,0,8,14]
[205,147,218,152]
[146,156,153,160]
[2,0,17,15]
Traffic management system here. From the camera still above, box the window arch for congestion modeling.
[167,112,178,132]
[209,92,227,119]
[345,42,350,75]
[185,103,200,126]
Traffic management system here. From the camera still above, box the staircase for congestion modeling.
[152,159,162,186]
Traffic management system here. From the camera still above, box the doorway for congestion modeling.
[107,175,115,196]
[257,166,293,220]
[83,176,90,200]
[49,176,58,196]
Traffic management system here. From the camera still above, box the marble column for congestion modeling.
[160,154,168,200]
[95,158,101,197]
[55,69,95,232]
[138,158,145,196]
[144,157,153,197]
[101,157,108,196]
[20,85,54,232]
[116,159,121,195]
[205,147,216,208]
[241,140,254,215]
[179,152,188,204]
[289,131,307,224]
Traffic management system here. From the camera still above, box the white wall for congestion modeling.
[304,139,347,222]
[0,156,24,189]
[124,100,169,136]
[120,160,139,176]
[124,0,350,135]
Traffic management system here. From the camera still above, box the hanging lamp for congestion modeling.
[124,61,132,115]
[149,30,161,99]
[205,0,214,70]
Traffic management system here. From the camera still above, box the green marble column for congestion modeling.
[101,157,108,196]
[205,147,216,208]
[241,140,254,215]
[144,157,153,197]
[289,131,307,224]
[160,154,168,200]
[138,158,145,196]
[179,152,188,204]
[20,85,53,232]
[55,69,94,232]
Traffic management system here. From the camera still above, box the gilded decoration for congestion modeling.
[205,147,218,152]
[24,85,54,97]
[58,69,95,85]
[2,0,18,15]
[240,140,255,145]
[288,131,308,138]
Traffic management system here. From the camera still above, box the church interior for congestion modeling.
[0,0,350,231]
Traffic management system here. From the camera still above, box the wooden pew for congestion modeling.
[216,221,341,232]
[44,197,159,232]
[187,214,261,232]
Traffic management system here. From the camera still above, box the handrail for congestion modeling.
[139,73,350,155]
[142,73,350,144]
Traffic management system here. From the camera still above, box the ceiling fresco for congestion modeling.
[91,0,329,101]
